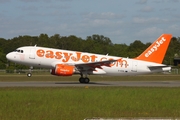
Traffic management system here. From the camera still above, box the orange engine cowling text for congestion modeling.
[51,64,75,76]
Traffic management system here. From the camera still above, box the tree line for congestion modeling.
[0,33,180,70]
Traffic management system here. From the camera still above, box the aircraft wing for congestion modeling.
[75,59,118,72]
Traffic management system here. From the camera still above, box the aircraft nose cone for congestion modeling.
[6,53,14,61]
[6,53,10,60]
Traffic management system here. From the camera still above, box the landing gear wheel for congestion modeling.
[79,77,90,83]
[79,73,90,83]
[79,77,84,83]
[84,78,89,83]
[27,73,32,77]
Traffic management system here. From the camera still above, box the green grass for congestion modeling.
[0,87,180,120]
[0,74,180,119]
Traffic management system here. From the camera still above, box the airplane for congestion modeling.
[6,34,172,83]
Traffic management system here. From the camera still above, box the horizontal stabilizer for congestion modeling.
[148,66,171,72]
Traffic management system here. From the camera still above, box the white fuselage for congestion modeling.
[6,46,170,76]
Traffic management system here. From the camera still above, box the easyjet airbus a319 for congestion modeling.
[6,34,172,83]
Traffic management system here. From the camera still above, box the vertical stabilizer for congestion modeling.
[135,34,172,63]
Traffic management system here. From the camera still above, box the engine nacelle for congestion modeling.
[51,64,75,76]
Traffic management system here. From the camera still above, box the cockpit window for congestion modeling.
[14,49,24,53]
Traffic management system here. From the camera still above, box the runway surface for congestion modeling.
[0,81,180,87]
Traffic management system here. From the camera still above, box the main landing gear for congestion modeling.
[79,73,90,83]
[79,77,90,83]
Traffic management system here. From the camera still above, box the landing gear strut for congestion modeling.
[27,66,33,77]
[79,73,90,83]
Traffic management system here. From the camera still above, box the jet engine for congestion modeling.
[51,64,75,76]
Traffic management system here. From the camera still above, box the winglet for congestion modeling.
[135,34,172,63]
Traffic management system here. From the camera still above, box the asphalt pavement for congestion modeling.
[0,81,180,87]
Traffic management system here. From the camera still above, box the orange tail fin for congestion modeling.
[135,34,172,63]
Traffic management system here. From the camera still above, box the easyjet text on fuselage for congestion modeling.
[36,49,129,68]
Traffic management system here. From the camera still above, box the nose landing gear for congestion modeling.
[27,73,32,77]
[27,66,33,77]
